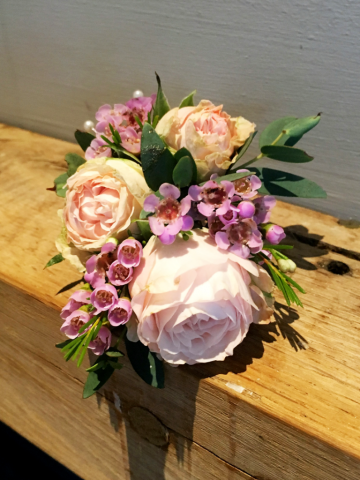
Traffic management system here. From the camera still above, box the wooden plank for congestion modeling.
[1,123,360,479]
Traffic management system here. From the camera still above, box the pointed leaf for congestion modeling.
[74,130,95,151]
[125,337,164,388]
[283,114,321,138]
[254,167,327,198]
[83,364,115,399]
[65,153,86,177]
[172,155,197,188]
[153,72,170,121]
[44,253,64,269]
[259,116,302,148]
[54,172,68,198]
[140,123,177,190]
[179,90,196,108]
[55,339,72,349]
[261,145,313,163]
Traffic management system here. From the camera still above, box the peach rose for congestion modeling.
[156,100,255,180]
[128,230,273,365]
[58,158,151,257]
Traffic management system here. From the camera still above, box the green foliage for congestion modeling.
[200,170,254,186]
[283,114,321,138]
[228,131,257,172]
[179,90,196,108]
[254,167,327,198]
[74,130,95,151]
[83,364,115,399]
[173,155,197,188]
[125,336,165,388]
[141,123,177,190]
[260,145,313,163]
[54,173,68,197]
[44,253,64,269]
[153,72,170,121]
[259,116,300,148]
[136,220,153,242]
[65,153,86,177]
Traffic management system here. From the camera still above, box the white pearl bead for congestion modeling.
[83,120,95,133]
[132,89,144,98]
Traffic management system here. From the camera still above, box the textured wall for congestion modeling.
[0,0,359,220]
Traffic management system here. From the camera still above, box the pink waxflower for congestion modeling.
[265,224,286,245]
[107,261,133,286]
[233,170,262,199]
[119,127,141,154]
[235,200,256,219]
[95,118,121,140]
[95,103,128,124]
[118,238,143,267]
[90,284,118,314]
[60,290,91,320]
[253,196,276,224]
[189,180,235,217]
[85,138,112,161]
[84,242,118,289]
[108,298,132,327]
[144,183,194,245]
[125,95,156,128]
[88,326,112,355]
[215,218,263,258]
[60,310,91,339]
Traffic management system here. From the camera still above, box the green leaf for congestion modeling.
[229,131,257,171]
[65,153,86,177]
[283,114,321,138]
[136,220,153,242]
[261,145,313,163]
[253,167,327,198]
[74,130,95,151]
[153,72,170,121]
[140,123,177,190]
[56,278,84,295]
[44,253,64,269]
[172,155,197,188]
[200,170,254,186]
[263,244,293,250]
[83,364,115,399]
[54,172,68,198]
[174,148,198,183]
[125,337,164,388]
[108,360,124,370]
[105,350,124,357]
[179,90,196,108]
[55,339,72,349]
[259,116,301,148]
[86,360,106,372]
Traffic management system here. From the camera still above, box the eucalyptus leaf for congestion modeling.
[141,123,177,190]
[200,170,254,186]
[65,153,86,177]
[74,130,95,151]
[44,253,64,269]
[173,155,197,188]
[253,167,327,198]
[125,337,164,388]
[179,90,196,108]
[136,220,153,242]
[283,114,321,138]
[259,116,301,148]
[261,145,313,163]
[153,73,170,121]
[83,364,115,399]
[54,172,68,198]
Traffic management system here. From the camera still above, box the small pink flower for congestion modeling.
[253,196,276,224]
[266,224,286,245]
[95,103,127,124]
[108,298,132,327]
[125,95,156,129]
[60,290,91,320]
[189,180,234,217]
[89,327,112,355]
[233,170,262,199]
[119,127,141,154]
[236,200,255,219]
[215,218,263,258]
[107,261,133,286]
[60,310,91,339]
[90,284,118,314]
[117,238,143,267]
[85,138,112,161]
[144,183,194,245]
[84,242,118,289]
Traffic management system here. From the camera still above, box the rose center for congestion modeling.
[156,198,181,222]
[202,186,227,207]
[227,222,252,245]
[96,290,113,304]
[121,245,139,260]
[233,178,251,195]
[113,264,130,282]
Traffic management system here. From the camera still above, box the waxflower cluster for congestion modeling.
[59,238,143,356]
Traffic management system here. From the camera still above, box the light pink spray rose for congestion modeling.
[156,100,255,181]
[128,230,273,365]
[56,158,151,267]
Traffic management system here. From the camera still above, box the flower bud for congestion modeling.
[277,258,297,273]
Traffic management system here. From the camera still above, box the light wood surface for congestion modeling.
[0,123,360,479]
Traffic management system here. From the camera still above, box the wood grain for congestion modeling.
[1,124,360,479]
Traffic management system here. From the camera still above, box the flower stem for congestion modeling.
[238,131,285,169]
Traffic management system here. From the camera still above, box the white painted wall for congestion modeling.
[0,0,359,220]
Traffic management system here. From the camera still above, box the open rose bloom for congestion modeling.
[52,78,314,397]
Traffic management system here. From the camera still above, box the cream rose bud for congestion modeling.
[60,158,151,253]
[156,100,255,181]
[129,230,274,365]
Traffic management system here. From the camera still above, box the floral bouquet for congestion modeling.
[47,74,325,398]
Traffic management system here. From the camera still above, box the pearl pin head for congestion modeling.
[83,120,95,133]
[132,89,144,99]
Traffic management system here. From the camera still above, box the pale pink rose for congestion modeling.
[128,230,273,365]
[60,158,151,252]
[156,100,256,180]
